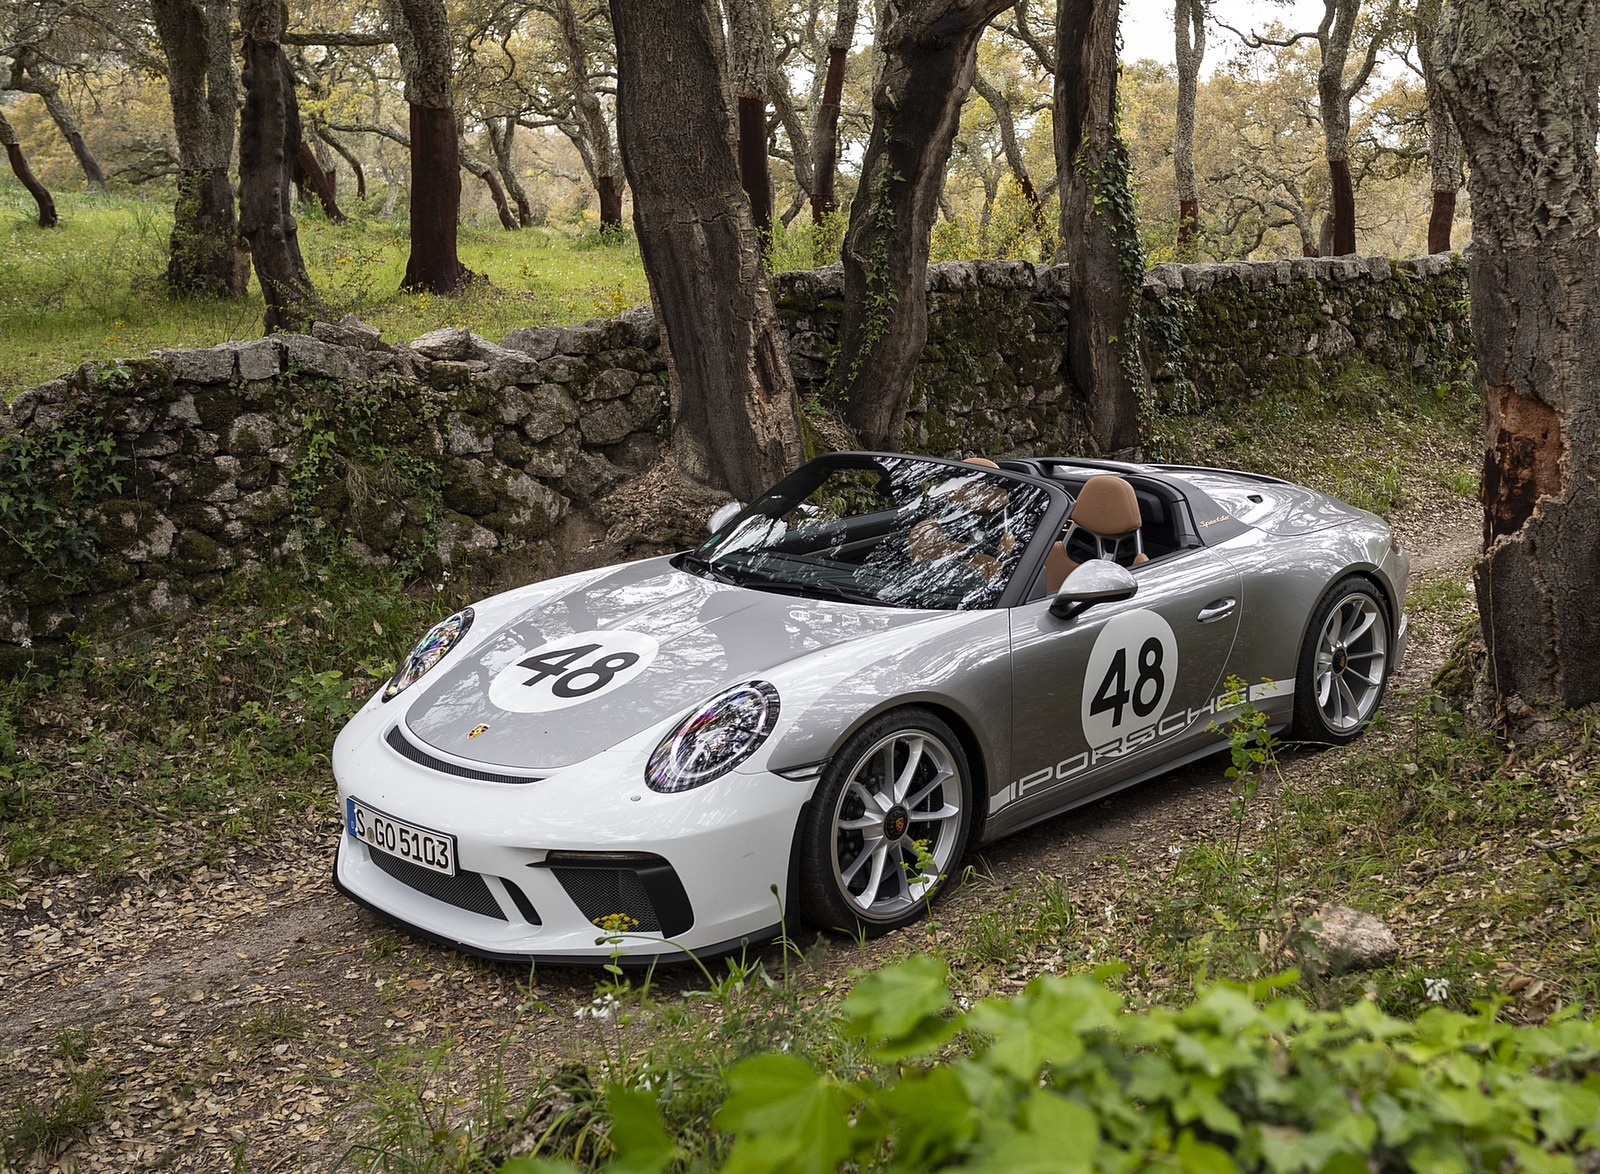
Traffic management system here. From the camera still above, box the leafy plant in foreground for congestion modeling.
[506,956,1600,1172]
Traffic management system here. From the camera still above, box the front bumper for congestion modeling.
[331,711,809,964]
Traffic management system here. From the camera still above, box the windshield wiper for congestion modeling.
[739,578,899,608]
[676,552,740,585]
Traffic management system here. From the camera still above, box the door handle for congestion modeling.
[1197,598,1236,623]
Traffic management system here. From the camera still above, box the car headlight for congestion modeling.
[382,608,474,702]
[646,681,780,793]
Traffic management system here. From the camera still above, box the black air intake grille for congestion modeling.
[553,866,662,932]
[540,853,694,938]
[386,726,542,784]
[369,849,507,921]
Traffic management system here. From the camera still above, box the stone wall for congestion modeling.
[0,254,1469,669]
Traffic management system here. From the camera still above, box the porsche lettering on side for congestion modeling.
[331,451,1408,964]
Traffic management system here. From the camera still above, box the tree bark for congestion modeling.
[386,0,471,293]
[597,175,623,227]
[833,0,1010,450]
[1426,189,1456,254]
[1174,0,1205,254]
[237,0,316,332]
[153,0,250,297]
[610,0,802,499]
[0,109,58,227]
[1415,0,1462,252]
[1437,0,1600,719]
[809,0,857,223]
[1057,0,1142,454]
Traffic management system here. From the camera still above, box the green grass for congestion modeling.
[0,184,647,394]
[1147,361,1480,518]
[3,1045,107,1168]
[0,557,465,887]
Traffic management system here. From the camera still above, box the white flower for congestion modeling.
[1424,976,1450,1003]
[1167,844,1180,858]
[1102,903,1115,926]
[574,992,621,1021]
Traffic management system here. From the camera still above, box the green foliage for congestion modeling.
[512,958,1600,1172]
[3,1061,107,1167]
[0,399,125,582]
[285,374,446,575]
[928,180,1057,263]
[764,211,848,274]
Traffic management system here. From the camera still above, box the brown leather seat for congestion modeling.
[1046,475,1148,591]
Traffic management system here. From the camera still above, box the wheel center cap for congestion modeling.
[885,805,910,840]
[1333,646,1348,673]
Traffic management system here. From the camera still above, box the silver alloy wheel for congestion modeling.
[1313,591,1389,732]
[829,729,964,921]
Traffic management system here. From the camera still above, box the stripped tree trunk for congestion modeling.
[1057,0,1142,454]
[1312,0,1394,257]
[487,117,533,225]
[0,109,57,227]
[833,0,1010,450]
[610,0,802,498]
[810,0,857,224]
[238,0,316,331]
[294,137,348,221]
[461,150,520,229]
[386,0,471,292]
[315,125,367,200]
[1415,0,1462,252]
[1437,0,1600,722]
[1174,0,1205,254]
[724,0,776,232]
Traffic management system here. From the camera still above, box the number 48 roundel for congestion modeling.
[1080,610,1179,747]
[488,629,660,714]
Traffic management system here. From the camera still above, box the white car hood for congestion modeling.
[403,557,944,770]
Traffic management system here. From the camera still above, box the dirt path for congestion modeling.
[0,495,1481,1174]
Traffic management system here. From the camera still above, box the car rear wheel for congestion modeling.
[1292,577,1391,744]
[798,708,972,937]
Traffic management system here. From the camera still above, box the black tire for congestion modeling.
[1291,576,1392,744]
[798,707,973,937]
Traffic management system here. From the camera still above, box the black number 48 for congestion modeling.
[1089,637,1165,727]
[518,643,641,698]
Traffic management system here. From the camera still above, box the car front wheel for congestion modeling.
[1292,577,1392,744]
[798,708,972,937]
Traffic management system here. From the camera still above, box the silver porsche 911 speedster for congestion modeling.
[332,451,1407,963]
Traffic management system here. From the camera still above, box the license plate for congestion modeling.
[347,798,457,876]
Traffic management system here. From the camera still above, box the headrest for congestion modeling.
[1068,475,1142,537]
[964,456,999,468]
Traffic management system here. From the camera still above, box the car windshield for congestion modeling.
[681,454,1053,609]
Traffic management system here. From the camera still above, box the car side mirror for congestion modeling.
[707,501,743,534]
[1049,560,1138,619]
